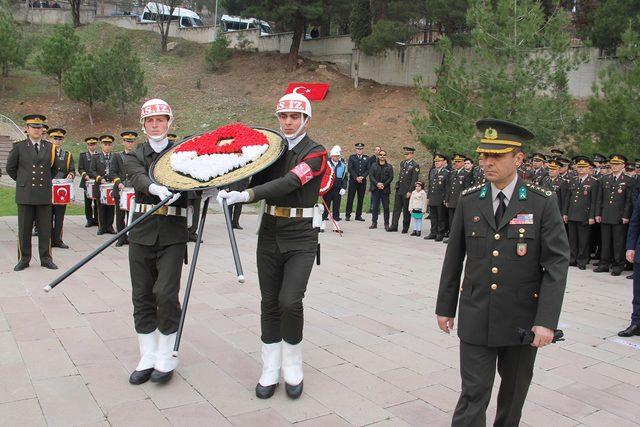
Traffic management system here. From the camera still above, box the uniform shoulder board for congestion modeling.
[462,184,484,196]
[525,182,552,198]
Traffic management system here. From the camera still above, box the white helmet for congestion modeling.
[330,145,341,157]
[276,93,312,118]
[140,98,173,124]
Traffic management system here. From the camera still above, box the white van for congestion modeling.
[220,14,272,36]
[140,2,204,28]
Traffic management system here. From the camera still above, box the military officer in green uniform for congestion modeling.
[113,131,138,247]
[345,142,369,221]
[444,153,473,243]
[49,128,75,249]
[529,153,548,185]
[6,114,58,271]
[425,154,449,241]
[540,159,567,213]
[562,157,599,270]
[594,154,634,276]
[388,146,420,233]
[124,99,195,386]
[218,93,324,401]
[90,135,118,235]
[78,137,99,227]
[436,118,569,427]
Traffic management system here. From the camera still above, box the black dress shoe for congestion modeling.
[115,241,125,247]
[401,230,408,234]
[129,368,154,385]
[150,369,174,383]
[435,235,444,242]
[232,224,244,230]
[410,231,417,236]
[14,259,29,271]
[97,230,105,235]
[578,265,586,270]
[593,265,609,273]
[386,227,398,232]
[53,242,69,249]
[345,216,351,221]
[355,217,365,222]
[334,217,342,221]
[384,225,390,231]
[285,380,303,399]
[416,231,421,237]
[569,261,577,267]
[611,269,622,277]
[424,234,436,240]
[627,274,634,280]
[85,222,94,228]
[369,224,377,229]
[107,228,117,235]
[618,324,640,337]
[41,259,58,270]
[255,383,278,399]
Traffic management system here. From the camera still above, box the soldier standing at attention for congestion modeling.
[345,142,368,221]
[113,131,138,247]
[425,154,449,241]
[529,153,548,185]
[90,135,118,235]
[436,118,569,426]
[218,93,325,400]
[6,114,58,271]
[594,154,634,276]
[388,146,420,233]
[562,157,599,270]
[78,137,99,227]
[540,159,567,213]
[50,128,75,249]
[444,153,473,243]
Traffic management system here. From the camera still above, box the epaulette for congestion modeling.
[525,182,552,197]
[462,184,484,196]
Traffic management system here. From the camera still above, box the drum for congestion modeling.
[86,179,96,199]
[119,187,135,211]
[52,178,74,205]
[100,184,115,206]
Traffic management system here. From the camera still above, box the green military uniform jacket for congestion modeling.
[247,135,325,253]
[6,139,56,205]
[78,151,94,190]
[596,173,634,223]
[436,178,569,347]
[124,141,189,246]
[562,175,599,222]
[395,159,420,194]
[445,168,473,209]
[427,167,449,206]
[53,148,75,179]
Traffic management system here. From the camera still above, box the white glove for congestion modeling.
[339,188,346,196]
[217,189,250,206]
[201,188,219,200]
[149,183,173,200]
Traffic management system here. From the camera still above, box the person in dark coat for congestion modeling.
[425,154,449,241]
[49,128,75,249]
[388,146,420,233]
[78,137,99,227]
[89,135,118,235]
[6,114,58,271]
[345,142,369,221]
[113,131,138,247]
[368,149,394,230]
[443,153,473,243]
[436,118,569,426]
[619,193,640,337]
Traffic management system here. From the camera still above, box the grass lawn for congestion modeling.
[0,187,85,216]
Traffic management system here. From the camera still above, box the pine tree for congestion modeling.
[349,0,371,88]
[62,53,108,125]
[0,10,26,90]
[36,24,81,99]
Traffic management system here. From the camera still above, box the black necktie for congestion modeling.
[34,143,39,153]
[495,191,506,226]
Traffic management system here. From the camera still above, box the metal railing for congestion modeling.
[0,114,25,142]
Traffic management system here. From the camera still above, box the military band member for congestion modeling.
[529,153,548,185]
[50,128,75,249]
[594,154,634,276]
[125,99,193,385]
[321,145,348,230]
[425,154,449,241]
[444,153,473,243]
[113,131,138,247]
[389,146,420,233]
[562,157,599,270]
[436,118,569,426]
[6,114,58,271]
[78,137,99,227]
[90,135,118,235]
[218,93,325,400]
[345,142,369,221]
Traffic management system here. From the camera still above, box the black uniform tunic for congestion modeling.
[78,151,98,224]
[562,175,599,267]
[345,153,369,219]
[596,173,634,271]
[89,152,118,233]
[51,148,75,245]
[390,158,420,232]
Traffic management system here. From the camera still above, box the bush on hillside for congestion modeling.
[205,35,230,72]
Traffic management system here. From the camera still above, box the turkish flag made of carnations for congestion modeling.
[285,82,330,101]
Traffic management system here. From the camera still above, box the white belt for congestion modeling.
[134,203,187,217]
[265,204,314,218]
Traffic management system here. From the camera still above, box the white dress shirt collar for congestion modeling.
[491,174,518,208]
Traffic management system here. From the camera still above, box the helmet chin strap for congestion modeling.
[281,117,309,140]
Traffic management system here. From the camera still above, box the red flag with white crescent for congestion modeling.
[285,82,330,101]
[52,183,72,205]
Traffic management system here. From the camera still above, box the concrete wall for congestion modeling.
[14,6,95,25]
[95,16,218,44]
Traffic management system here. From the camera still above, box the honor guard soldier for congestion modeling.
[125,99,193,385]
[345,142,369,221]
[321,145,348,230]
[218,93,325,400]
[425,154,449,241]
[594,154,634,276]
[443,153,473,243]
[113,131,138,247]
[50,128,75,249]
[388,146,420,233]
[90,135,118,235]
[529,153,548,185]
[562,157,599,270]
[78,137,99,227]
[6,114,58,271]
[436,118,569,426]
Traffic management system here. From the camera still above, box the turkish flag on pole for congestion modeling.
[285,82,330,101]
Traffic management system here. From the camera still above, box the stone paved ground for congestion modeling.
[1,214,639,426]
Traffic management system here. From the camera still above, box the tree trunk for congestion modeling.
[287,14,305,72]
[70,0,81,27]
[354,48,360,89]
[88,100,94,126]
[57,77,62,100]
[121,99,126,126]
